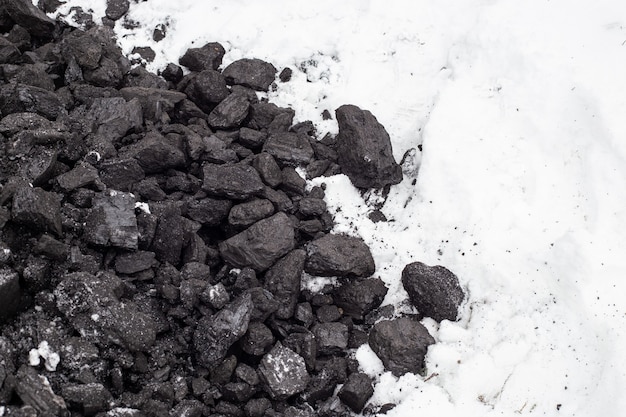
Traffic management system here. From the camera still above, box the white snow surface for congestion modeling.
[52,1,626,416]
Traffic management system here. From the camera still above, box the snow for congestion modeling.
[28,341,60,372]
[52,1,626,416]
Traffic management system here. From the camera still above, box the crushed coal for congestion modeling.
[0,3,466,416]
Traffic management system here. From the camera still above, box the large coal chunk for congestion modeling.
[149,202,185,265]
[15,366,67,416]
[185,197,232,226]
[0,38,20,64]
[11,186,62,236]
[337,372,374,413]
[202,163,264,200]
[208,92,250,129]
[184,70,230,113]
[333,277,388,320]
[262,133,314,167]
[368,317,434,376]
[0,83,65,120]
[401,262,465,322]
[86,97,143,141]
[263,249,306,320]
[54,272,157,352]
[3,0,55,38]
[99,158,145,191]
[129,130,186,174]
[179,42,225,72]
[312,322,349,355]
[258,343,310,400]
[62,382,114,415]
[105,0,129,21]
[0,268,20,320]
[335,104,403,189]
[304,234,375,278]
[219,212,295,272]
[194,294,253,369]
[223,58,277,92]
[84,190,138,250]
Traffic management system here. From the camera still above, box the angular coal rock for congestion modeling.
[312,322,349,355]
[120,87,186,123]
[258,342,310,400]
[239,127,267,150]
[244,398,272,417]
[11,185,62,236]
[335,104,403,189]
[99,158,145,191]
[202,163,264,200]
[240,321,275,356]
[0,83,65,120]
[129,130,186,174]
[304,234,375,278]
[337,372,374,413]
[263,249,306,320]
[149,202,185,265]
[194,294,253,369]
[368,317,435,376]
[302,357,347,405]
[0,268,20,320]
[280,167,306,196]
[179,42,225,72]
[208,93,250,129]
[401,262,465,322]
[252,153,282,187]
[84,190,138,250]
[185,197,232,226]
[244,287,279,322]
[333,277,388,321]
[219,212,295,272]
[105,0,129,21]
[228,199,275,229]
[298,197,327,217]
[86,97,143,141]
[56,162,99,192]
[184,69,230,113]
[223,58,277,91]
[15,366,67,416]
[0,37,20,64]
[3,0,56,38]
[62,382,114,415]
[262,133,314,167]
[115,250,156,275]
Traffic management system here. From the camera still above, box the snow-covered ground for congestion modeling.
[53,1,626,416]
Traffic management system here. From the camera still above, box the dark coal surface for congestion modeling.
[0,2,465,417]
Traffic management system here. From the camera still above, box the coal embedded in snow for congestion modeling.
[0,5,466,416]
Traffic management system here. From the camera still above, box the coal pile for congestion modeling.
[0,2,465,416]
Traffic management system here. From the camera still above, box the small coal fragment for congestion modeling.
[84,190,138,250]
[223,58,277,91]
[312,322,349,355]
[208,93,250,129]
[368,317,435,376]
[62,382,114,415]
[219,212,295,272]
[15,366,67,415]
[280,167,306,196]
[149,202,185,265]
[228,199,275,229]
[129,130,186,174]
[244,398,271,417]
[258,342,310,400]
[335,104,403,189]
[34,234,69,260]
[263,249,306,320]
[279,67,292,82]
[11,186,62,236]
[0,268,20,320]
[402,261,465,322]
[333,277,388,321]
[337,372,374,413]
[194,294,253,369]
[305,234,375,278]
[240,321,274,356]
[202,163,264,200]
[161,62,183,83]
[105,0,130,21]
[262,133,314,167]
[185,197,232,226]
[119,87,185,122]
[179,42,225,72]
[298,197,326,217]
[0,37,20,64]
